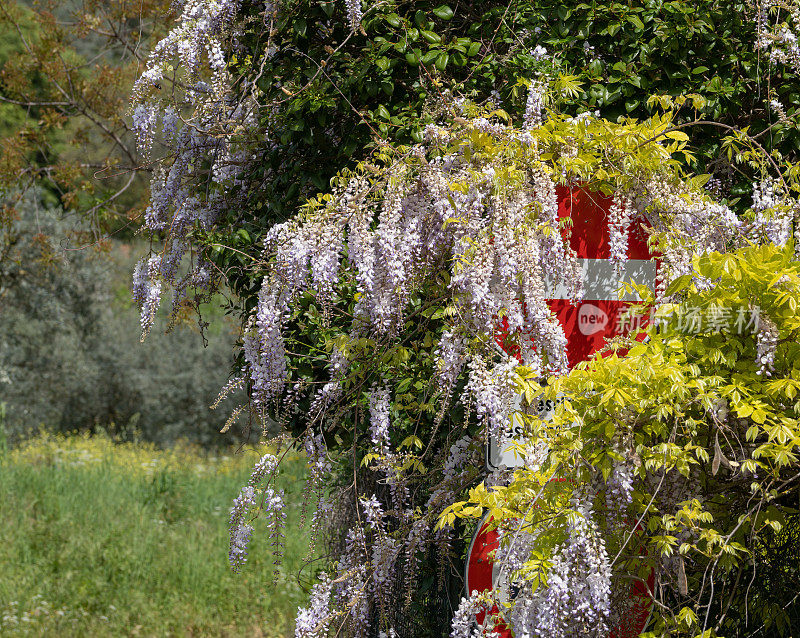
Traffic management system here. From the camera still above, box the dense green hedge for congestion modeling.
[212,0,796,305]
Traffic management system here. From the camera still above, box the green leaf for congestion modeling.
[665,130,690,141]
[421,49,439,64]
[385,13,401,28]
[665,274,692,296]
[627,14,645,30]
[451,51,466,66]
[432,5,454,20]
[400,435,424,450]
[422,30,441,44]
[625,99,640,112]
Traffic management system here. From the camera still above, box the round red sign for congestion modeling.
[474,185,658,634]
[465,515,655,638]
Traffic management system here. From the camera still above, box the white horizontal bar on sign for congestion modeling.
[547,259,657,301]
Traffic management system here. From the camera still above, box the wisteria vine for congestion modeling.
[127,1,800,636]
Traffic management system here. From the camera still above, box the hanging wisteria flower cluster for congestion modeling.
[749,178,795,247]
[130,0,265,338]
[504,499,613,638]
[756,0,800,73]
[228,453,286,574]
[221,103,753,636]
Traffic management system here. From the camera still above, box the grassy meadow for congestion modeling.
[0,432,312,637]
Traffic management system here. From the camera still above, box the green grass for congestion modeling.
[0,433,312,637]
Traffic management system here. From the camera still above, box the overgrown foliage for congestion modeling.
[4,0,800,635]
[445,243,800,636]
[119,0,800,636]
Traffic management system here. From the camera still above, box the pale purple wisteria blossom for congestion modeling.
[524,80,545,129]
[228,523,254,571]
[605,461,636,529]
[243,285,289,409]
[228,485,257,571]
[433,329,467,415]
[756,314,779,376]
[644,176,742,299]
[755,0,800,73]
[531,45,549,60]
[132,104,159,157]
[228,454,286,574]
[607,462,635,509]
[295,573,333,638]
[250,453,279,484]
[753,178,777,211]
[161,105,179,140]
[450,593,499,638]
[508,499,612,638]
[371,536,401,590]
[368,385,392,456]
[344,0,363,30]
[359,494,385,531]
[326,527,371,636]
[264,486,287,576]
[466,355,521,438]
[608,196,632,276]
[131,255,166,338]
[750,179,793,246]
[304,430,332,486]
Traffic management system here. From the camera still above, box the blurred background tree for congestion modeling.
[0,192,244,446]
[0,0,168,231]
[0,1,247,446]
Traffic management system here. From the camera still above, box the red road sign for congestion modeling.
[549,185,655,367]
[465,515,655,637]
[489,186,657,470]
[475,185,658,634]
